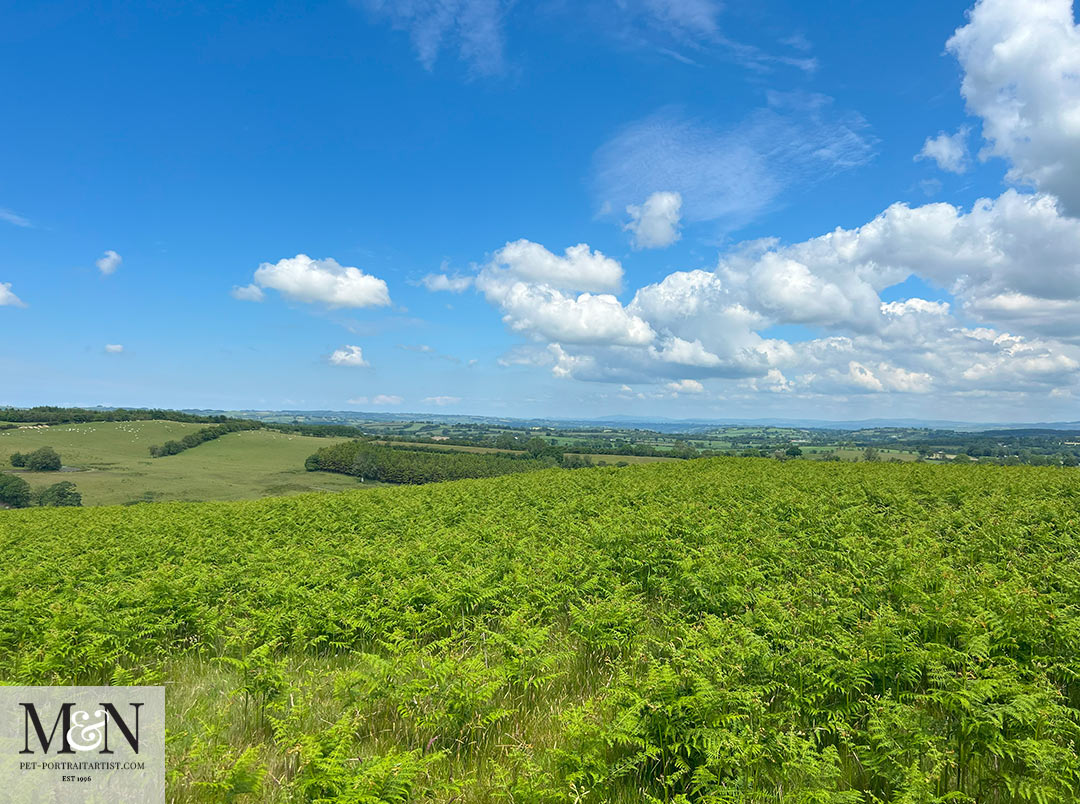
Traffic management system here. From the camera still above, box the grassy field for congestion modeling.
[2,458,1078,802]
[0,421,364,505]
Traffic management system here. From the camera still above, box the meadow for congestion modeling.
[0,421,363,505]
[2,458,1078,802]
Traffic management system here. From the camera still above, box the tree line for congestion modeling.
[0,406,234,425]
[148,420,263,457]
[0,476,80,508]
[147,420,362,458]
[304,440,576,484]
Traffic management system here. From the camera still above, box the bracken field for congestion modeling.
[2,458,1079,803]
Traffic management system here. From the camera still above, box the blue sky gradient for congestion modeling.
[3,0,1079,421]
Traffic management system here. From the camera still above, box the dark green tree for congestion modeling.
[35,481,82,507]
[524,437,549,457]
[0,474,31,507]
[26,447,62,471]
[9,452,26,467]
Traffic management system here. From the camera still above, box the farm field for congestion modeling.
[0,421,364,505]
[2,458,1078,802]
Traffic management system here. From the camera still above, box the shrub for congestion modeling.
[26,447,61,471]
[0,473,31,507]
[35,481,82,507]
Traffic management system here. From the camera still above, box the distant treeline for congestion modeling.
[0,406,231,425]
[374,432,703,459]
[305,440,565,484]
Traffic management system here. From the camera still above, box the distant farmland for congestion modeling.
[0,421,364,505]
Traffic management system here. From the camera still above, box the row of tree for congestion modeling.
[0,475,80,508]
[305,441,561,485]
[10,447,62,471]
[0,406,233,425]
[148,421,263,457]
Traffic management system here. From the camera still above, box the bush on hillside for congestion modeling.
[26,447,62,471]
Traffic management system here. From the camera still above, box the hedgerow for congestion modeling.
[305,439,553,484]
[1,458,1078,802]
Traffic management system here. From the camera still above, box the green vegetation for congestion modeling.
[33,480,82,507]
[306,439,556,484]
[22,445,62,471]
[0,473,31,507]
[0,421,364,506]
[2,459,1079,801]
[149,419,263,457]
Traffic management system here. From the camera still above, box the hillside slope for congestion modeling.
[2,459,1079,802]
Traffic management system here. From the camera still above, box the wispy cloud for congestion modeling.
[0,208,32,228]
[359,0,508,76]
[593,94,875,232]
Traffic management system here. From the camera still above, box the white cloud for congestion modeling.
[474,186,1080,405]
[372,394,404,405]
[916,128,970,173]
[0,209,31,228]
[104,344,124,354]
[489,240,623,292]
[422,273,473,292]
[244,254,391,308]
[477,279,654,346]
[329,345,370,367]
[231,284,265,302]
[0,282,25,307]
[625,191,682,249]
[424,395,461,406]
[947,0,1080,213]
[360,0,507,76]
[593,95,874,231]
[96,250,122,276]
[667,379,705,394]
[347,397,368,405]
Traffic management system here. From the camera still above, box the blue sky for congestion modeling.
[3,0,1080,421]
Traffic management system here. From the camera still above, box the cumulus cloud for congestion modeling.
[329,345,370,367]
[96,250,122,276]
[625,191,682,248]
[104,344,124,354]
[464,185,1080,404]
[424,395,462,406]
[231,284,265,302]
[488,240,623,292]
[947,0,1080,213]
[593,95,874,231]
[477,279,654,346]
[241,254,391,308]
[422,273,473,292]
[916,128,970,173]
[0,282,25,307]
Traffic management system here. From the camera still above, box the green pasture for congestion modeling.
[0,421,364,505]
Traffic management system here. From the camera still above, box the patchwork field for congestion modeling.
[0,421,364,505]
[2,458,1078,802]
